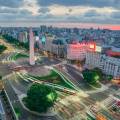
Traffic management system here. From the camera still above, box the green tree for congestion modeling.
[25,83,57,113]
[2,34,29,50]
[82,69,92,83]
[107,75,113,81]
[82,69,100,84]
[92,67,103,80]
[0,45,7,54]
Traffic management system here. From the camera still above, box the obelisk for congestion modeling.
[29,27,35,65]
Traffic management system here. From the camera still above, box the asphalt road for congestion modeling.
[0,53,60,120]
[65,64,84,84]
[63,64,114,101]
[42,57,61,65]
[63,64,93,91]
[1,51,120,120]
[4,79,59,120]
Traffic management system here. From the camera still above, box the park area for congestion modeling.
[28,69,77,90]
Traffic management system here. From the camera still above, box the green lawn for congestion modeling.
[14,53,28,60]
[29,70,75,90]
[14,106,21,118]
[89,82,101,88]
[11,53,29,60]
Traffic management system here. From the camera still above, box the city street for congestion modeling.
[0,36,120,120]
[4,78,58,120]
[64,64,92,91]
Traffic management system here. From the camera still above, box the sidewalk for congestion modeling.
[85,83,108,94]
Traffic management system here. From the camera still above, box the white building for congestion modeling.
[49,39,66,58]
[18,31,28,43]
[44,35,55,52]
[85,51,120,77]
[44,38,53,52]
[67,41,96,61]
[100,55,120,77]
[67,43,86,60]
[42,36,66,58]
[85,51,101,69]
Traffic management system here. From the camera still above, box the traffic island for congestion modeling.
[18,84,58,117]
[18,94,57,117]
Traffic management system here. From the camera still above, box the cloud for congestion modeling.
[0,7,18,14]
[65,15,115,24]
[0,0,23,8]
[22,0,40,15]
[39,7,50,14]
[37,0,120,9]
[0,0,120,25]
[68,9,72,13]
[0,9,32,21]
[111,12,120,19]
[84,10,101,17]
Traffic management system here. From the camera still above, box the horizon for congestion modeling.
[0,22,120,30]
[0,0,120,30]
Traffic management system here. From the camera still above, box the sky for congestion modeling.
[0,0,120,30]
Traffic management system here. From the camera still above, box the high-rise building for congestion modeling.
[44,34,55,51]
[18,31,28,43]
[51,39,66,58]
[29,28,35,65]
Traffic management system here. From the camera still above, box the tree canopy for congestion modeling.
[92,67,103,79]
[2,34,29,50]
[82,68,102,85]
[24,83,57,113]
[0,44,7,54]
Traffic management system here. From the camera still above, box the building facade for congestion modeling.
[67,43,86,60]
[67,41,96,61]
[18,31,28,43]
[85,51,101,69]
[51,39,66,58]
[85,51,120,77]
[100,55,120,77]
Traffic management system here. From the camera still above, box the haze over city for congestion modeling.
[0,0,120,120]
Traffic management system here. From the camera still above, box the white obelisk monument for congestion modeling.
[29,28,35,65]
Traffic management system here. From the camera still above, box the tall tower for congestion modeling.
[29,27,35,65]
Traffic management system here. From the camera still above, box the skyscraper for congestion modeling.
[29,28,35,65]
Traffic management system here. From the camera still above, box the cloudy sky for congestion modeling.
[0,0,120,29]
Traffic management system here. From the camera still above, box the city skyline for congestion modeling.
[0,22,120,30]
[0,0,120,30]
[0,21,120,120]
[0,1,120,120]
